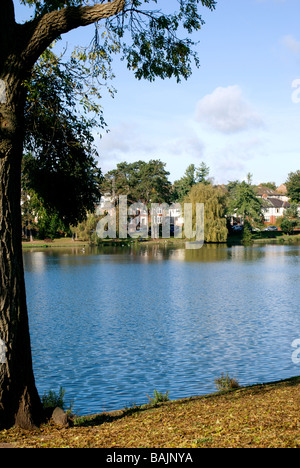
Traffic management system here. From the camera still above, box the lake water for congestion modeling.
[23,243,300,415]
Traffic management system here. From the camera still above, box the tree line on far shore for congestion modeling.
[22,153,300,243]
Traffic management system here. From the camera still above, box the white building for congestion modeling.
[261,198,291,224]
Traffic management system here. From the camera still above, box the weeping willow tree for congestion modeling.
[184,183,228,243]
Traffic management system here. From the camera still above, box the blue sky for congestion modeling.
[14,0,300,185]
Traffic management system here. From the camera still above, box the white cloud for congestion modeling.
[281,34,300,54]
[209,137,267,184]
[96,119,206,174]
[195,85,264,134]
[165,128,205,159]
[97,122,156,160]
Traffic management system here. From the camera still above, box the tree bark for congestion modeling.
[0,1,126,429]
[0,76,42,429]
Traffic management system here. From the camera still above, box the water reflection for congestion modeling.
[23,244,300,415]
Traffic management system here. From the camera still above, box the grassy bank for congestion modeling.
[22,238,89,248]
[22,233,300,249]
[21,237,188,249]
[1,376,299,448]
[252,233,300,244]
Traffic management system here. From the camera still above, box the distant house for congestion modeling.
[255,185,291,224]
[128,202,148,233]
[261,198,290,225]
[256,185,289,203]
[151,204,183,225]
[277,184,288,196]
[256,185,277,198]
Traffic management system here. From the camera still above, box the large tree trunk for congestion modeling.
[0,0,125,429]
[0,76,42,429]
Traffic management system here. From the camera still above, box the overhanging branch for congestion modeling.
[21,0,126,70]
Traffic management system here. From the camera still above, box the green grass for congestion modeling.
[22,237,89,248]
[22,232,300,249]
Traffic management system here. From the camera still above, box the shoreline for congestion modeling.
[1,375,299,448]
[22,234,300,249]
[74,374,300,420]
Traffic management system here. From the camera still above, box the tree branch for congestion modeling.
[21,0,125,70]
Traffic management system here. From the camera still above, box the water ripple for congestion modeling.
[24,244,300,415]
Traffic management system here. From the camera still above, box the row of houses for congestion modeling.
[97,194,183,233]
[22,182,296,237]
[98,184,297,230]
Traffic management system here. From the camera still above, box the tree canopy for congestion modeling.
[286,170,300,204]
[100,159,172,205]
[184,183,228,243]
[173,162,210,201]
[227,176,263,225]
[22,48,103,226]
[16,0,217,83]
